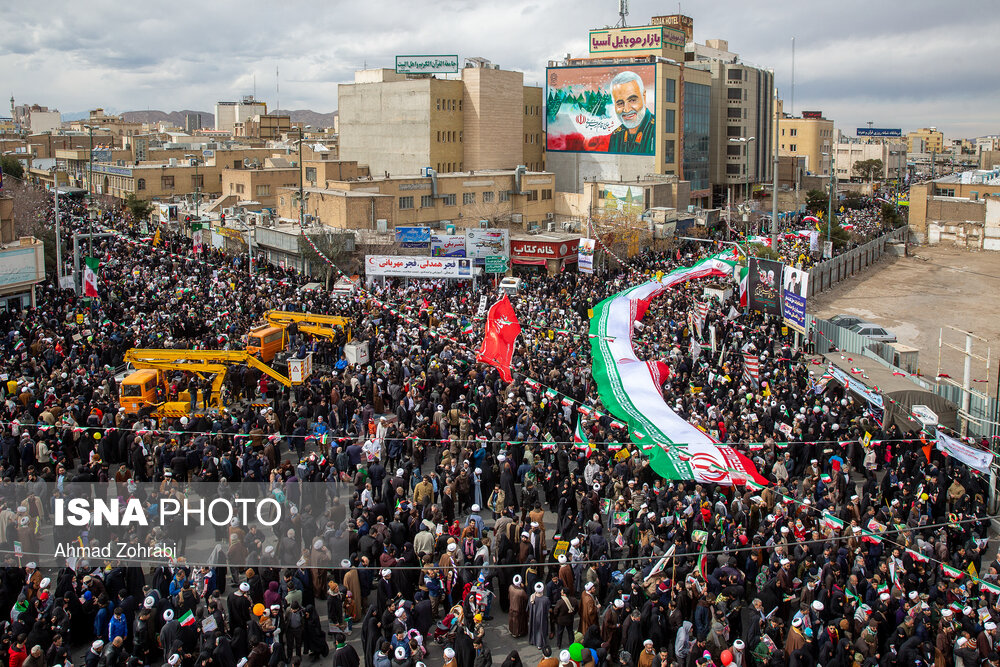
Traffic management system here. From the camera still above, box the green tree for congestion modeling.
[748,243,781,261]
[124,193,153,222]
[806,189,828,212]
[853,159,884,182]
[880,202,904,229]
[843,191,866,210]
[0,155,24,180]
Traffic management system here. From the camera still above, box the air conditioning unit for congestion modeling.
[546,222,556,232]
[376,219,388,233]
[511,213,523,224]
[561,222,573,232]
[545,212,554,221]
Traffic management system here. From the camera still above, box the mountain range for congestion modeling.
[61,108,338,130]
[120,109,337,130]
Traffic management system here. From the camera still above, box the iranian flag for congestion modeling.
[83,257,100,297]
[573,417,591,457]
[178,609,196,627]
[941,564,964,579]
[981,581,1000,596]
[588,252,768,487]
[906,548,929,564]
[192,223,203,254]
[695,543,708,581]
[738,266,749,307]
[820,514,845,532]
[460,322,473,335]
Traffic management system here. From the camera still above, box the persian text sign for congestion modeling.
[590,27,664,54]
[395,55,459,74]
[366,255,472,278]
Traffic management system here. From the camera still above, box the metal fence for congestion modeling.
[806,314,933,380]
[807,226,909,297]
[811,315,999,438]
[935,384,1000,440]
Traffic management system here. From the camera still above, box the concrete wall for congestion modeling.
[523,87,544,172]
[338,79,436,176]
[462,67,523,171]
[985,197,1000,251]
[547,152,656,194]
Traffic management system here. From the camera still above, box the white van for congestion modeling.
[499,277,522,296]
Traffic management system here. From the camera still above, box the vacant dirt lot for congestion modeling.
[811,245,1000,384]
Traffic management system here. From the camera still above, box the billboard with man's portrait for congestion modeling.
[546,64,657,155]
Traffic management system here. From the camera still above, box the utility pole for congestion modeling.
[938,326,990,437]
[771,84,779,247]
[53,170,62,282]
[87,125,94,257]
[827,156,836,243]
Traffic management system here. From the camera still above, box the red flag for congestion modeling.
[475,295,521,382]
[419,297,429,314]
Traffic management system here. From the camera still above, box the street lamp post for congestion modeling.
[185,154,201,219]
[826,155,836,243]
[52,168,62,282]
[87,125,94,256]
[729,137,756,204]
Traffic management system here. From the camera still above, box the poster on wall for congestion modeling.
[601,184,644,213]
[431,234,466,257]
[394,226,431,248]
[465,229,510,264]
[578,238,596,274]
[781,265,809,333]
[546,64,656,155]
[749,257,782,316]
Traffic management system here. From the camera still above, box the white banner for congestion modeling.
[365,255,473,279]
[827,364,884,410]
[936,429,993,474]
[465,229,510,261]
[578,238,596,274]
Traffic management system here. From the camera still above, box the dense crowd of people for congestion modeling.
[0,185,996,667]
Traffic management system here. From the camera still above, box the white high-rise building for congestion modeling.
[215,96,267,134]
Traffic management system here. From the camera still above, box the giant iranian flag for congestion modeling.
[589,252,769,486]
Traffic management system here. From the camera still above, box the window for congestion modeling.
[663,109,675,134]
[727,68,743,81]
[421,195,434,207]
[442,194,456,206]
[235,184,245,194]
[458,100,462,111]
[663,139,675,163]
[191,174,204,188]
[727,144,742,156]
[789,144,797,152]
[541,189,552,200]
[525,190,538,201]
[463,192,475,205]
[726,164,741,175]
[255,185,270,196]
[790,129,798,137]
[161,175,174,189]
[399,196,414,210]
[482,191,494,203]
[437,99,441,110]
[459,131,463,142]
[499,190,511,202]
[727,87,742,100]
[136,178,145,191]
[234,160,241,169]
[305,167,316,182]
[727,126,741,137]
[437,131,441,142]
[664,78,676,104]
[727,107,742,119]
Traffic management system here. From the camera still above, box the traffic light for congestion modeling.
[185,215,191,223]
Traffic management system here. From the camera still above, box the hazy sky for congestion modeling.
[3,0,998,138]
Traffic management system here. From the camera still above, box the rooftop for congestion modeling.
[935,169,1000,186]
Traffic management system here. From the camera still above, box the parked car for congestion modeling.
[849,322,897,343]
[829,314,870,329]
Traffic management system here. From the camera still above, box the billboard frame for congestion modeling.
[545,62,658,156]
